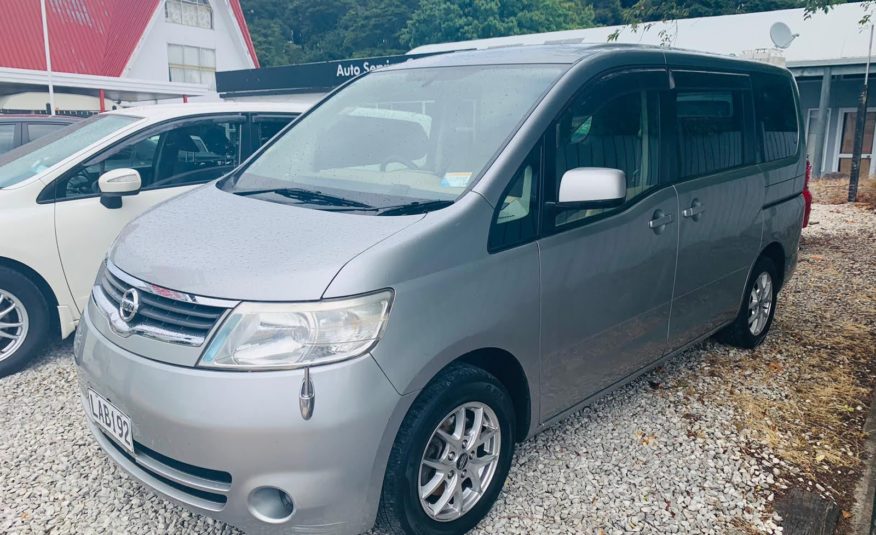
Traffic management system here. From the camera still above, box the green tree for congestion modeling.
[241,0,851,67]
[622,0,801,23]
[340,0,421,57]
[590,0,625,25]
[401,0,595,49]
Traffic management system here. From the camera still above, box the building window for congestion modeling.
[168,44,216,89]
[166,0,213,30]
[836,109,876,177]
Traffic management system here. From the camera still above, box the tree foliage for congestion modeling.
[400,0,595,48]
[240,0,848,66]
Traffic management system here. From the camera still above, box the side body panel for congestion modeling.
[538,186,679,418]
[324,194,543,434]
[669,169,764,348]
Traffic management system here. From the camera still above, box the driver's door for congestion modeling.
[51,115,244,311]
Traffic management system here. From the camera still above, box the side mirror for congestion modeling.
[98,168,141,209]
[557,167,626,208]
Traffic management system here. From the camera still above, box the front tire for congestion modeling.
[376,363,516,535]
[0,267,51,377]
[716,256,779,349]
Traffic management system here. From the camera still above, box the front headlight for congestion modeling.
[198,290,393,370]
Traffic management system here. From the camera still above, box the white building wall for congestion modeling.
[123,0,255,102]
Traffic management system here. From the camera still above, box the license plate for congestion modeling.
[87,389,134,454]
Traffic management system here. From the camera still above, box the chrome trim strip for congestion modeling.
[134,450,232,494]
[105,261,240,309]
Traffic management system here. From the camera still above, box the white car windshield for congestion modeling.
[226,65,565,213]
[0,114,140,188]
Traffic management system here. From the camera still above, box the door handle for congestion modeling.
[649,210,674,233]
[682,199,705,221]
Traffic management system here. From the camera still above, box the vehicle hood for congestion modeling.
[110,184,424,301]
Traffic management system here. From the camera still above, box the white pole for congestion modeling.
[866,25,874,86]
[867,25,876,178]
[40,0,55,115]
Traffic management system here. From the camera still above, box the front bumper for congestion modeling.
[74,306,406,535]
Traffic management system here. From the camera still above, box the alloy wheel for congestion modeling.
[748,271,773,336]
[418,402,502,522]
[0,290,28,362]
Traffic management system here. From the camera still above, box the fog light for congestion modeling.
[248,487,295,523]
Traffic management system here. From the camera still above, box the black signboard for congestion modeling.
[216,52,445,97]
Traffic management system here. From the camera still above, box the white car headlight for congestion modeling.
[198,290,393,370]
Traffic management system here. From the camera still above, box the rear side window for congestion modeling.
[752,73,799,162]
[254,115,294,146]
[0,124,15,153]
[27,123,67,142]
[675,90,747,178]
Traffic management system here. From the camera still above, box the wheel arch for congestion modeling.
[454,347,532,443]
[0,257,60,332]
[759,241,786,290]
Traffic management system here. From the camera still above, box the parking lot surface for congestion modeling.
[2,203,874,535]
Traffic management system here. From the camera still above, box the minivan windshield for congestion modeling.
[0,114,140,188]
[226,65,565,212]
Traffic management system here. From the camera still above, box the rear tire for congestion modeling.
[716,256,778,349]
[376,363,516,535]
[0,267,51,377]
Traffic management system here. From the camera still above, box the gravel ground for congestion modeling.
[1,203,874,535]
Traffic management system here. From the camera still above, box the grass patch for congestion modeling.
[810,176,876,208]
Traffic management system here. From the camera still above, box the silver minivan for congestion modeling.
[75,44,805,535]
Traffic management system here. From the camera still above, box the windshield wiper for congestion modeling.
[304,200,452,215]
[234,187,372,208]
[374,200,453,216]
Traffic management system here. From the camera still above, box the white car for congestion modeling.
[0,102,309,376]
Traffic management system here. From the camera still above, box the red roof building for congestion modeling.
[0,0,259,111]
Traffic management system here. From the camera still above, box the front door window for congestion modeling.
[551,79,661,229]
[54,118,243,201]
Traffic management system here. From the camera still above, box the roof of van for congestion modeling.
[386,43,783,72]
[104,102,311,121]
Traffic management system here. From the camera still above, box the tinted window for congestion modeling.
[676,90,747,178]
[554,88,661,227]
[0,124,15,153]
[255,116,294,146]
[752,73,799,162]
[149,120,241,188]
[56,118,242,200]
[490,143,541,251]
[27,123,67,142]
[230,65,565,209]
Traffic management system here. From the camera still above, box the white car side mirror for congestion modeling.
[98,168,141,209]
[557,167,626,208]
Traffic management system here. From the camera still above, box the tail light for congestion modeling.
[802,159,813,228]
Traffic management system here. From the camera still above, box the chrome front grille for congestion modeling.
[96,261,234,346]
